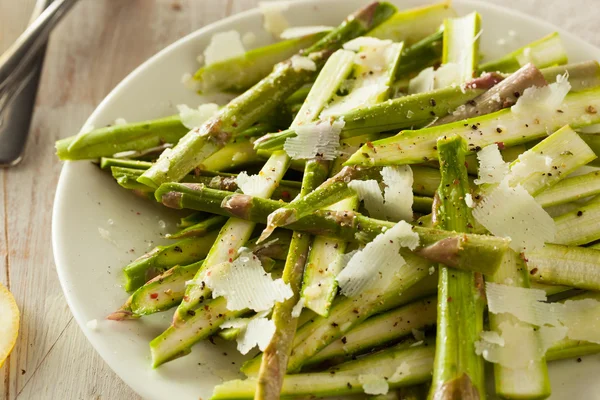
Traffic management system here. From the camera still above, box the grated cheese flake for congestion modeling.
[235,171,271,197]
[359,375,389,395]
[474,144,509,185]
[280,25,333,39]
[559,298,600,344]
[290,55,317,71]
[507,150,553,186]
[222,314,276,355]
[348,180,385,220]
[259,1,290,37]
[177,103,219,129]
[283,119,344,160]
[381,165,414,222]
[512,73,571,115]
[472,179,556,251]
[408,67,435,94]
[291,298,305,318]
[336,221,419,297]
[205,251,293,312]
[465,193,474,208]
[434,63,461,89]
[486,282,562,326]
[203,30,246,65]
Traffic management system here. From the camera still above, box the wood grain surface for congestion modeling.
[0,0,598,399]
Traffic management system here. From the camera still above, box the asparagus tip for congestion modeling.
[106,308,138,321]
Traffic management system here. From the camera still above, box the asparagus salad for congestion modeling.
[56,1,600,399]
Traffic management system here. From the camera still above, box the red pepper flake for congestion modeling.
[530,268,538,275]
[495,141,505,150]
[136,212,141,215]
[366,141,374,149]
[281,190,290,200]
[447,296,453,302]
[150,293,159,299]
[228,248,235,254]
[228,258,233,262]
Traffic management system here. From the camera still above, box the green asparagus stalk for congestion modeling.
[578,131,600,167]
[442,12,481,84]
[212,336,600,399]
[346,87,600,166]
[155,184,509,274]
[541,61,600,92]
[123,230,219,292]
[178,212,207,228]
[395,30,444,79]
[173,151,290,322]
[368,0,454,44]
[242,270,439,376]
[166,215,228,239]
[137,2,397,189]
[428,135,485,400]
[525,243,600,291]
[534,170,600,208]
[255,160,330,400]
[194,33,327,93]
[100,158,152,170]
[480,32,568,73]
[253,85,485,151]
[305,295,437,366]
[553,200,600,245]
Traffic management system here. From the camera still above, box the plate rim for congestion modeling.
[51,0,600,398]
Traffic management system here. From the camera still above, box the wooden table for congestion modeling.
[0,0,598,399]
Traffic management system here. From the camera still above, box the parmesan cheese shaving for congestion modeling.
[342,37,392,51]
[359,375,389,395]
[512,73,571,115]
[259,1,290,37]
[283,119,344,160]
[290,55,317,72]
[203,31,246,65]
[486,282,562,326]
[472,179,556,251]
[433,63,461,89]
[507,151,553,186]
[336,221,418,297]
[389,362,411,383]
[408,67,435,94]
[474,144,509,185]
[205,251,293,312]
[280,25,333,39]
[222,315,276,355]
[235,171,271,197]
[177,103,219,129]
[381,165,414,222]
[560,298,600,344]
[291,298,305,318]
[348,180,385,220]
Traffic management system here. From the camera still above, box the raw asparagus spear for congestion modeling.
[553,200,600,245]
[255,161,330,400]
[241,269,439,376]
[306,295,437,366]
[174,151,290,322]
[428,135,485,400]
[166,215,228,240]
[123,231,219,292]
[212,337,600,399]
[100,158,152,170]
[137,2,397,188]
[534,170,600,208]
[346,87,600,166]
[368,0,454,44]
[480,32,568,73]
[155,184,509,274]
[253,85,485,151]
[541,61,600,92]
[194,33,326,93]
[395,30,443,79]
[442,12,481,84]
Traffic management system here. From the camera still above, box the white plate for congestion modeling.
[52,1,600,399]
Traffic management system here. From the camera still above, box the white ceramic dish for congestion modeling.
[52,1,600,399]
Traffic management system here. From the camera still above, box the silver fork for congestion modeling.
[0,0,80,167]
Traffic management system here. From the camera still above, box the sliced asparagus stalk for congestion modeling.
[442,12,481,84]
[166,215,228,240]
[123,231,219,292]
[178,212,207,228]
[525,243,600,291]
[194,33,326,93]
[253,86,485,151]
[428,135,486,399]
[241,268,439,376]
[436,63,546,125]
[301,196,358,317]
[368,0,454,44]
[155,184,510,275]
[488,250,551,398]
[212,336,600,399]
[534,170,600,208]
[100,158,152,170]
[579,131,600,167]
[480,32,568,73]
[137,2,397,188]
[306,295,437,366]
[394,30,443,79]
[346,87,600,166]
[541,61,600,92]
[553,200,600,245]
[173,151,290,322]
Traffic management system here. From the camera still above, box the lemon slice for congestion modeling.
[0,282,19,368]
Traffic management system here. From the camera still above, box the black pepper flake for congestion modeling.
[577,210,584,216]
[173,246,183,253]
[577,357,582,362]
[341,336,347,344]
[496,127,503,133]
[187,310,196,316]
[530,268,538,275]
[430,99,437,106]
